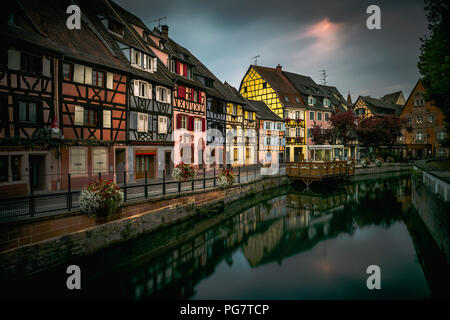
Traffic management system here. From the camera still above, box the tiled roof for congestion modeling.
[250,65,304,108]
[223,82,248,105]
[246,100,283,121]
[381,91,403,105]
[358,96,401,116]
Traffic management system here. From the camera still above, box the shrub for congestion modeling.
[217,169,235,189]
[79,178,123,215]
[172,162,197,181]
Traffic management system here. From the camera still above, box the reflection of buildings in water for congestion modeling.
[125,195,289,299]
[124,177,411,299]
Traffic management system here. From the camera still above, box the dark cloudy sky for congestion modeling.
[115,0,428,101]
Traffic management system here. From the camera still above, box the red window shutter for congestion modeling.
[176,61,180,74]
[188,116,194,131]
[182,86,186,99]
[202,118,206,131]
[177,114,181,129]
[177,86,182,98]
[191,88,195,101]
[198,91,202,103]
[183,64,187,77]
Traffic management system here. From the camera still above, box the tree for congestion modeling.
[356,116,405,147]
[418,0,450,146]
[310,122,331,145]
[328,110,358,146]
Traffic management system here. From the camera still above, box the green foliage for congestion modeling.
[418,0,450,146]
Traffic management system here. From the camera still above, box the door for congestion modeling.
[136,154,155,179]
[29,155,45,191]
[165,151,172,176]
[115,149,126,183]
[294,147,303,162]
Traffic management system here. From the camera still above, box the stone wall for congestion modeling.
[0,175,289,280]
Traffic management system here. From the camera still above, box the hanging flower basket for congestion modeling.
[79,178,123,216]
[172,162,197,181]
[217,169,235,189]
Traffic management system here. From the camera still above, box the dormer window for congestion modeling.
[130,48,157,73]
[205,78,214,88]
[295,97,300,104]
[323,98,330,107]
[284,96,289,103]
[308,96,314,106]
[108,18,124,36]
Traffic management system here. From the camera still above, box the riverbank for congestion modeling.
[0,174,289,280]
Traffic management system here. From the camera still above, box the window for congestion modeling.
[18,100,38,123]
[135,50,141,66]
[20,52,42,74]
[277,123,282,130]
[108,19,124,36]
[158,116,168,134]
[234,148,238,161]
[244,87,247,93]
[170,59,176,73]
[181,115,188,130]
[137,112,149,132]
[416,131,424,142]
[263,82,267,89]
[438,149,447,157]
[416,115,423,124]
[92,148,108,173]
[11,155,21,181]
[438,130,446,141]
[295,97,300,103]
[295,111,301,119]
[428,115,434,123]
[193,90,198,103]
[70,148,87,174]
[266,137,271,145]
[232,105,237,116]
[323,98,330,107]
[84,108,99,127]
[265,122,271,130]
[103,110,111,128]
[407,117,411,125]
[159,87,168,103]
[325,113,329,121]
[310,111,314,121]
[414,96,425,107]
[63,63,73,81]
[194,118,202,132]
[92,69,105,87]
[0,156,8,182]
[289,128,295,137]
[356,108,365,115]
[296,127,302,137]
[317,112,322,121]
[308,96,314,106]
[284,96,289,103]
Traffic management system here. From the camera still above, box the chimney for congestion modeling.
[161,25,169,39]
[276,64,282,72]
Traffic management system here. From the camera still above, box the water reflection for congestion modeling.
[3,174,448,299]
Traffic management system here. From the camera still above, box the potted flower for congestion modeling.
[374,155,384,167]
[79,178,123,216]
[217,169,235,189]
[172,162,197,181]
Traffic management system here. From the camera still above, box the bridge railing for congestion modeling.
[286,161,355,179]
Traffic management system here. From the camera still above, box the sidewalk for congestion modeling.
[0,164,278,223]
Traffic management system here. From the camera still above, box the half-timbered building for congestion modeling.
[248,100,285,165]
[150,26,207,167]
[104,1,174,179]
[223,83,248,166]
[239,65,305,162]
[0,1,59,197]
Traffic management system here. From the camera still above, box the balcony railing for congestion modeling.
[286,137,305,145]
[285,119,305,127]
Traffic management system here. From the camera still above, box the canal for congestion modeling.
[2,173,449,299]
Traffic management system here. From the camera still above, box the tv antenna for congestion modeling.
[251,55,260,66]
[319,69,327,85]
[150,16,167,30]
